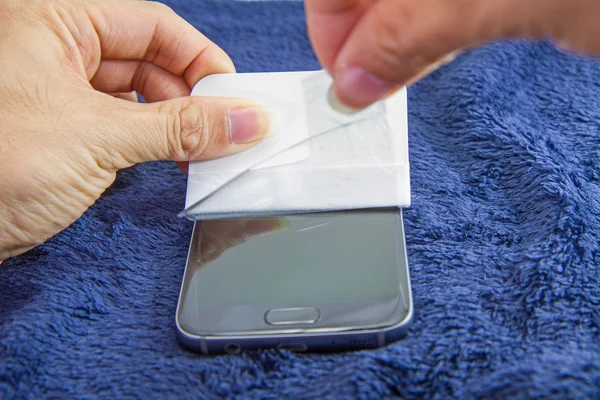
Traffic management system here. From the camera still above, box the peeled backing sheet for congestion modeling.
[181,70,410,220]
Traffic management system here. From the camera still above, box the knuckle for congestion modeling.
[160,100,212,160]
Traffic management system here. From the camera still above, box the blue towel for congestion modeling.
[1,0,599,398]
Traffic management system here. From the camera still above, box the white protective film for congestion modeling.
[181,70,410,220]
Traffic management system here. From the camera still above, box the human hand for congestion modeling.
[195,218,289,268]
[305,0,600,110]
[0,0,274,260]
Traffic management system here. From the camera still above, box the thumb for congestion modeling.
[329,0,557,110]
[99,96,275,169]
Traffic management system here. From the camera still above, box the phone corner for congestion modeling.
[382,301,415,346]
[175,327,211,355]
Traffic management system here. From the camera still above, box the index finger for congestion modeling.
[84,0,235,87]
[305,0,370,71]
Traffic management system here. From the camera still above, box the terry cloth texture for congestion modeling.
[1,0,599,398]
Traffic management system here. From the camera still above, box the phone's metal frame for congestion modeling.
[175,209,413,355]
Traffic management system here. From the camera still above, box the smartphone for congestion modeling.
[175,208,413,355]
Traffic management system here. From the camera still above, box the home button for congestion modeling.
[264,307,320,325]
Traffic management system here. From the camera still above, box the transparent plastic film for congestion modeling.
[180,70,410,220]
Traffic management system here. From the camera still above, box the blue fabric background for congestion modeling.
[1,0,599,398]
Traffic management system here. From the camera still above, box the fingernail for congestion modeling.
[228,105,277,145]
[553,39,573,54]
[405,51,461,87]
[440,51,459,65]
[333,67,395,110]
[327,86,362,114]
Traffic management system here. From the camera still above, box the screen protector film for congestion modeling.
[177,210,411,335]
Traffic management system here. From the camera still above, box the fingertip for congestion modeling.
[228,105,278,145]
[147,97,271,162]
[332,66,395,110]
[184,44,236,89]
[327,86,363,114]
[331,49,461,109]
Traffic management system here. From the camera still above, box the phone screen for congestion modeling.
[178,209,410,335]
